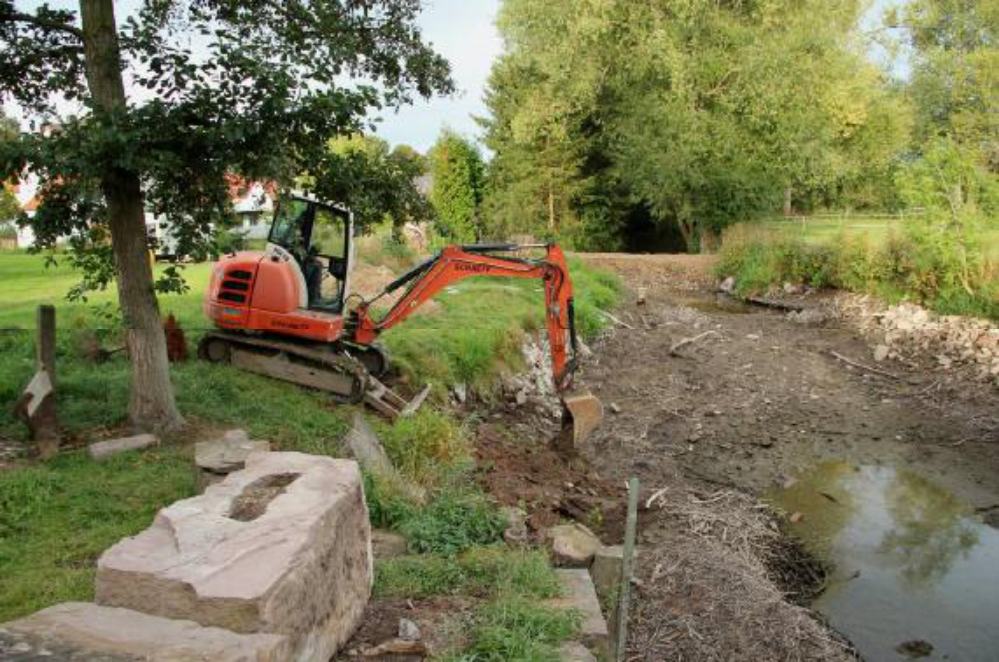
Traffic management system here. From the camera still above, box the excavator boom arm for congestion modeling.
[350,244,579,390]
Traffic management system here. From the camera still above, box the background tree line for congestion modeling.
[471,0,998,253]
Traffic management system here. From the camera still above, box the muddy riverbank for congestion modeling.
[568,253,999,661]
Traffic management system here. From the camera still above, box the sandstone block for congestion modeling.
[88,434,158,461]
[194,433,270,493]
[589,545,624,608]
[0,602,287,661]
[546,569,609,659]
[96,452,373,662]
[547,523,603,567]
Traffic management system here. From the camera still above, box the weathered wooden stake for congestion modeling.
[34,305,59,458]
[37,305,56,383]
[616,476,640,662]
[15,305,60,458]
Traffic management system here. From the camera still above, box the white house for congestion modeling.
[7,174,40,248]
[6,173,277,253]
[231,180,276,240]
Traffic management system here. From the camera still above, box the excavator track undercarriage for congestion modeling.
[197,331,429,420]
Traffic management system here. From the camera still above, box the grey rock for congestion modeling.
[88,434,158,462]
[873,345,890,362]
[500,506,529,547]
[397,618,420,642]
[719,277,736,294]
[195,435,270,494]
[547,523,602,567]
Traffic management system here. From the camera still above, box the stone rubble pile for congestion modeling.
[503,335,562,417]
[831,293,999,380]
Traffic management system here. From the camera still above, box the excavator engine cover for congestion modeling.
[557,387,604,453]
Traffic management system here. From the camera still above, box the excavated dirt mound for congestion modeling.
[474,413,628,542]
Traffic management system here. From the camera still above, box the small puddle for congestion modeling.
[675,294,755,315]
[228,472,300,522]
[771,462,999,662]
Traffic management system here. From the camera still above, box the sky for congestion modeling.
[373,0,502,152]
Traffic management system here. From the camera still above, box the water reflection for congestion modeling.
[879,470,979,585]
[771,462,999,662]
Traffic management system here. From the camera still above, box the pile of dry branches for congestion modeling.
[626,487,855,661]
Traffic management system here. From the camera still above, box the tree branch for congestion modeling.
[0,10,83,40]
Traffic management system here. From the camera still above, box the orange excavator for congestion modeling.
[199,193,603,448]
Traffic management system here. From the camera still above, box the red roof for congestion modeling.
[225,174,278,203]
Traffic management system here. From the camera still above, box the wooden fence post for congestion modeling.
[14,305,60,458]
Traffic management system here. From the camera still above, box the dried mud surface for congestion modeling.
[572,253,999,661]
[578,254,999,510]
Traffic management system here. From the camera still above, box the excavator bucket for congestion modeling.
[555,388,604,453]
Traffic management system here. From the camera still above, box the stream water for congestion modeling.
[771,462,999,661]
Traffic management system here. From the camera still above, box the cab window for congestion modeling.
[312,207,348,258]
[269,199,309,252]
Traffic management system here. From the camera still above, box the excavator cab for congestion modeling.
[268,195,354,313]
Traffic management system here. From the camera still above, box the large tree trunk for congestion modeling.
[81,0,184,433]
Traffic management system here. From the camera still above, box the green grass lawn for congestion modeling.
[761,216,999,260]
[0,251,212,330]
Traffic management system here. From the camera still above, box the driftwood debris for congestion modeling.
[829,351,899,379]
[670,330,722,357]
[599,309,635,330]
[744,296,806,312]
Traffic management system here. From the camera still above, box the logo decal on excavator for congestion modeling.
[456,263,490,273]
[272,319,309,330]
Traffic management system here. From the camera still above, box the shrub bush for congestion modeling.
[376,409,471,488]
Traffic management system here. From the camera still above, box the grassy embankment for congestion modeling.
[760,215,999,260]
[720,219,999,320]
[0,240,620,657]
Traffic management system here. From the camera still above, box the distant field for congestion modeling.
[759,216,999,259]
[0,252,212,330]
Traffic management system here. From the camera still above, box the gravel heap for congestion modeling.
[831,294,999,381]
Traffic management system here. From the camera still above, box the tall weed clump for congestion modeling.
[716,224,837,295]
[718,224,999,319]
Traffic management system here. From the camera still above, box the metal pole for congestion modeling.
[616,477,640,661]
